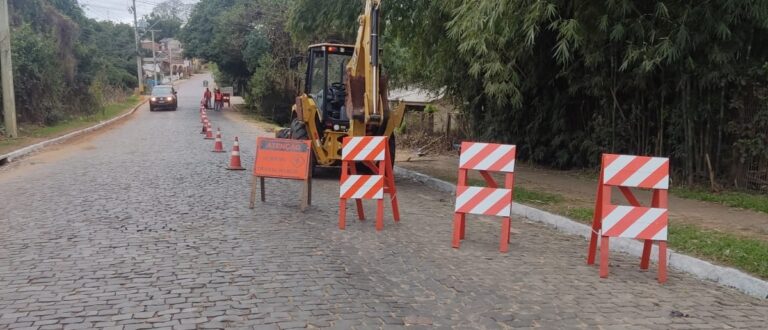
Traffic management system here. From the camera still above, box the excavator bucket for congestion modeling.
[345,72,366,121]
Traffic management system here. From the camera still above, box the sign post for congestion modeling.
[249,137,313,211]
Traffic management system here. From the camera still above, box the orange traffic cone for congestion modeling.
[204,122,214,140]
[201,118,208,134]
[213,128,225,153]
[227,137,245,170]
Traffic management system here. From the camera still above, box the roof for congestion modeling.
[388,87,444,105]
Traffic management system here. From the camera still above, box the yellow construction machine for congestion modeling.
[277,0,405,170]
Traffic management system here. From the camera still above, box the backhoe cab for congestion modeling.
[282,0,405,169]
[306,44,355,131]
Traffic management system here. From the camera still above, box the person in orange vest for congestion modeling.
[214,88,223,111]
[203,88,211,109]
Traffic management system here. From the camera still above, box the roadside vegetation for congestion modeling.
[0,0,138,136]
[672,187,768,215]
[183,0,768,194]
[522,188,768,279]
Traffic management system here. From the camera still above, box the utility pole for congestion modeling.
[0,0,17,138]
[169,43,174,84]
[132,0,143,94]
[149,29,160,83]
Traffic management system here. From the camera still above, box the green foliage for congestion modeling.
[181,0,301,124]
[669,223,768,279]
[185,0,768,189]
[384,0,768,187]
[10,24,66,124]
[514,186,563,205]
[288,0,362,44]
[1,0,137,129]
[142,13,182,41]
[672,187,768,214]
[564,207,594,223]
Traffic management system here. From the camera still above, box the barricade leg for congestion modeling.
[600,236,610,278]
[390,193,400,222]
[588,181,607,265]
[383,155,400,222]
[587,218,600,265]
[355,200,365,220]
[452,213,463,248]
[499,217,511,252]
[640,239,653,270]
[388,176,400,222]
[658,241,668,283]
[339,199,347,230]
[458,213,466,239]
[376,199,384,231]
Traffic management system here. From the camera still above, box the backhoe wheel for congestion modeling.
[388,134,396,166]
[290,118,316,175]
[290,118,309,140]
[275,128,291,139]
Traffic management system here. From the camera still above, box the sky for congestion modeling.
[80,0,199,24]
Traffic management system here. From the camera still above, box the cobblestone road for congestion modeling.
[0,75,766,329]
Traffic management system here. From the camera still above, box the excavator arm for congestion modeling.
[345,0,403,137]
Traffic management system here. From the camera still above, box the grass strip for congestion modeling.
[673,187,768,215]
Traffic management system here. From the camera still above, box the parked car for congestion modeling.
[149,85,177,111]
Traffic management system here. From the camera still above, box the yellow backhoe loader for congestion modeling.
[277,0,405,171]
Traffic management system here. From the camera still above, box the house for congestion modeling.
[388,87,445,112]
[141,40,160,52]
[158,38,189,79]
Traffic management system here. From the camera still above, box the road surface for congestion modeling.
[0,74,766,329]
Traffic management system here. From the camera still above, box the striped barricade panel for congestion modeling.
[459,142,516,173]
[342,136,387,161]
[454,186,513,217]
[601,205,668,241]
[340,175,384,199]
[602,154,669,189]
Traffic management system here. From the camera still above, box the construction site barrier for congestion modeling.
[452,142,516,252]
[249,137,312,211]
[587,153,670,283]
[339,136,399,231]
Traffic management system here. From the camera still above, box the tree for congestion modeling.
[2,0,137,127]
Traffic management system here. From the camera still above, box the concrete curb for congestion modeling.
[0,99,148,164]
[394,165,768,299]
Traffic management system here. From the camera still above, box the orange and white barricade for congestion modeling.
[587,154,670,283]
[452,142,516,252]
[339,136,400,231]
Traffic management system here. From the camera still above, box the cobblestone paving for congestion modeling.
[0,75,766,329]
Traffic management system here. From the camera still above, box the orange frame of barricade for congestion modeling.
[587,154,669,283]
[339,137,400,231]
[452,142,516,252]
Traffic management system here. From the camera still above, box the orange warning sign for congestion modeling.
[253,137,311,180]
